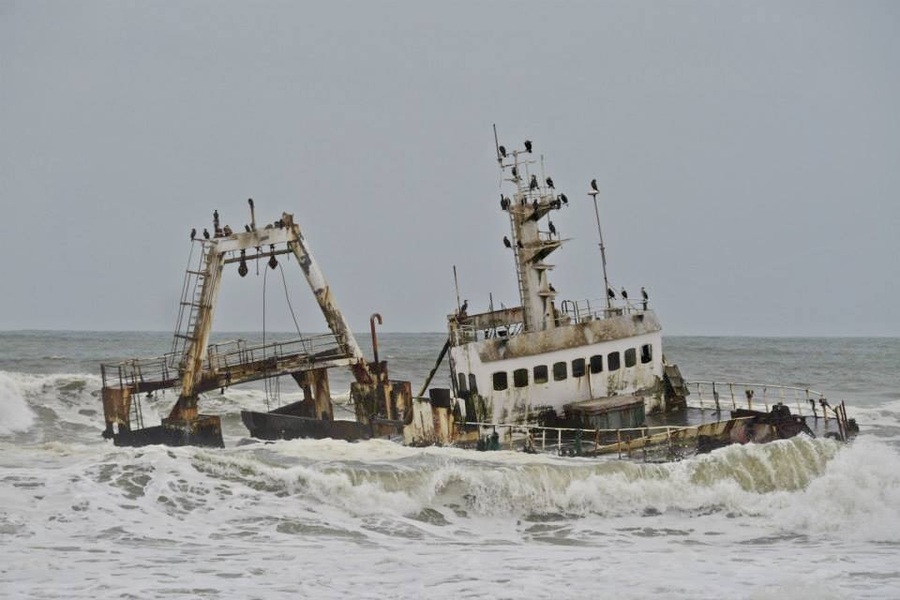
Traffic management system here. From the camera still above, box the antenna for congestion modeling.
[453,265,462,314]
[589,180,612,311]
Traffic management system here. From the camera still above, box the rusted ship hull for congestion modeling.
[241,403,372,442]
[240,413,370,442]
[105,415,224,448]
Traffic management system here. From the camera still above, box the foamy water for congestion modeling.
[2,333,899,598]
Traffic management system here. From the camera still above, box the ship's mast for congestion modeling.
[589,183,612,311]
[495,131,564,333]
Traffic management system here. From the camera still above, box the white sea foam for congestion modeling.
[2,333,899,599]
[0,371,36,435]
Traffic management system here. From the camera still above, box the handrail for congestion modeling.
[100,333,348,390]
[461,419,705,457]
[560,297,649,325]
[683,380,836,420]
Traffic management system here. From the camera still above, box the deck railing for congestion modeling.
[683,380,840,420]
[100,334,346,391]
[461,420,701,459]
[559,298,648,325]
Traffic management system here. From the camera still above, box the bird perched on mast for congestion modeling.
[608,287,616,300]
[524,140,533,153]
[546,177,554,189]
[621,287,629,301]
[641,287,649,309]
[203,228,210,240]
[530,175,538,191]
[190,228,196,241]
[590,178,599,193]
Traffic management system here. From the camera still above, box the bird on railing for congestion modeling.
[621,288,629,301]
[608,287,616,300]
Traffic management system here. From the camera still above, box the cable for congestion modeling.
[278,263,304,337]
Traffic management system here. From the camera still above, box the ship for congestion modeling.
[98,136,857,457]
[418,132,858,457]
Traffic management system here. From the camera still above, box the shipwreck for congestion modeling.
[100,136,857,457]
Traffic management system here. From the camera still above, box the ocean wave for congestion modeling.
[0,371,105,438]
[0,372,37,435]
[177,435,887,527]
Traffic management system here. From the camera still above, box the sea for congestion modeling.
[1,331,899,599]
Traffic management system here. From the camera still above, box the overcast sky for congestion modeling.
[2,1,898,336]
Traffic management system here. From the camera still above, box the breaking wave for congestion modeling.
[0,371,36,435]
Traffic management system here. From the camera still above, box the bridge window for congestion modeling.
[625,348,636,368]
[607,351,621,372]
[493,371,508,391]
[572,358,586,378]
[468,374,479,393]
[641,344,653,364]
[589,354,603,374]
[533,365,548,384]
[553,361,567,381]
[513,368,529,388]
[457,373,468,393]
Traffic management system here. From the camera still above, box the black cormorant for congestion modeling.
[524,140,533,153]
[530,175,538,191]
[499,145,507,158]
[608,287,616,300]
[590,179,599,193]
[203,228,210,240]
[546,177,554,189]
[621,287,628,300]
[190,228,196,241]
[559,193,568,205]
[503,236,512,248]
[548,221,556,236]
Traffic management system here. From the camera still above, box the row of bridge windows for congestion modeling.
[483,344,653,392]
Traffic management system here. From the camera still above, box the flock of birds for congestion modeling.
[496,140,650,309]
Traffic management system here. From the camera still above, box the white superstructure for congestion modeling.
[447,138,666,426]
